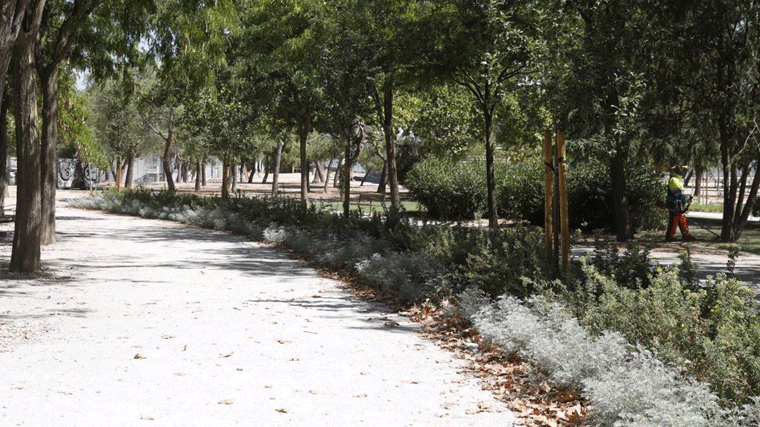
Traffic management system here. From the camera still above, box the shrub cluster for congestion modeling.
[406,157,664,232]
[404,157,490,220]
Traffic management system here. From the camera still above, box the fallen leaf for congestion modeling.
[133,353,145,359]
[220,351,234,358]
[275,408,288,413]
[218,399,234,405]
[384,320,400,328]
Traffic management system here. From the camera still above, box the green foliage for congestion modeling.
[405,157,488,220]
[497,159,544,225]
[498,160,663,232]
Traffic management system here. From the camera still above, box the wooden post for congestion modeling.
[543,129,554,264]
[557,131,570,273]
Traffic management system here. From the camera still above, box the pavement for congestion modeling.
[573,211,760,291]
[0,192,516,427]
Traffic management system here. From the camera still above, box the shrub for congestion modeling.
[498,160,664,232]
[405,156,488,220]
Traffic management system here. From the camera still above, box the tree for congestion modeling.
[145,0,238,192]
[239,0,328,204]
[356,0,438,209]
[441,0,534,228]
[10,0,46,273]
[90,78,156,188]
[651,0,760,241]
[0,0,33,224]
[319,3,374,217]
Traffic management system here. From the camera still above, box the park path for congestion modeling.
[0,200,515,426]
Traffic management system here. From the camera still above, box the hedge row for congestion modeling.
[406,157,664,232]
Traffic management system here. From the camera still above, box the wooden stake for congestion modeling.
[543,129,553,263]
[557,131,570,273]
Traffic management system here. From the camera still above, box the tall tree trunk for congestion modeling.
[201,159,206,187]
[162,122,175,192]
[377,161,387,194]
[720,110,736,242]
[382,86,400,208]
[324,159,333,193]
[221,154,230,198]
[484,107,498,229]
[38,64,57,245]
[0,91,9,212]
[194,160,201,192]
[115,155,123,189]
[333,157,341,188]
[262,153,270,184]
[272,141,284,197]
[373,83,400,208]
[10,25,42,273]
[231,160,237,194]
[610,151,630,241]
[343,138,351,217]
[312,160,324,184]
[0,1,31,209]
[124,149,135,188]
[295,94,311,204]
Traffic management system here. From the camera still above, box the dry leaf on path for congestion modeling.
[218,399,234,405]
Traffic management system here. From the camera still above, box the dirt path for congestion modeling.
[0,198,514,426]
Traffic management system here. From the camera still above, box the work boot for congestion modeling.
[665,235,676,242]
[683,234,696,242]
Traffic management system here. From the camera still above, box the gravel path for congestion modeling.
[0,201,515,426]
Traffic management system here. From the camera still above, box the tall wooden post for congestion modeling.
[557,131,570,273]
[543,130,554,263]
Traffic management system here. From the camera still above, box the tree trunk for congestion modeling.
[343,138,351,217]
[610,151,630,241]
[376,161,387,195]
[272,141,284,197]
[39,65,57,245]
[115,156,123,189]
[231,161,237,194]
[201,159,206,187]
[333,157,341,188]
[10,29,42,273]
[484,108,498,229]
[373,83,400,208]
[0,91,9,212]
[262,153,270,184]
[162,124,175,192]
[313,161,324,184]
[0,0,30,212]
[194,160,201,192]
[221,154,230,198]
[324,159,333,193]
[124,149,135,188]
[296,98,311,204]
[382,86,400,208]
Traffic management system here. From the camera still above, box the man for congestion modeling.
[665,165,694,241]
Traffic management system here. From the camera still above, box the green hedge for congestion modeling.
[405,157,489,220]
[407,157,663,231]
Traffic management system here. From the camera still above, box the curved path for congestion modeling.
[0,203,515,426]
